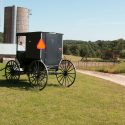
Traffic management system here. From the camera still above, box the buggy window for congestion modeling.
[17,36,26,51]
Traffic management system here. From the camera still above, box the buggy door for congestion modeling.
[26,33,41,60]
[44,33,63,66]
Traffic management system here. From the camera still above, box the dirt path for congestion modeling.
[77,70,125,87]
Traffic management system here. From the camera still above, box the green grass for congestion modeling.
[64,55,82,61]
[85,62,125,74]
[64,55,118,62]
[64,55,103,62]
[0,63,125,125]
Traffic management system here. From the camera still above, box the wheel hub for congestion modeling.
[63,70,68,77]
[10,68,15,76]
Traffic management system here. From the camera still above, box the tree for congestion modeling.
[70,45,80,56]
[87,42,96,57]
[80,45,89,61]
[63,44,71,55]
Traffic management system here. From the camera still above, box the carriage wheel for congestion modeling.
[5,60,20,82]
[56,60,76,87]
[28,61,48,90]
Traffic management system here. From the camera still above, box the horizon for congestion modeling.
[0,0,125,41]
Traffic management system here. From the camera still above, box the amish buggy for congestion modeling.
[4,32,76,90]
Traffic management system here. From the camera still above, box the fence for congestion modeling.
[73,61,117,69]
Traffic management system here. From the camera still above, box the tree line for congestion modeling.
[64,39,125,59]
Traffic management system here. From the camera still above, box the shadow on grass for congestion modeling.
[47,83,60,88]
[0,79,60,91]
[0,79,33,91]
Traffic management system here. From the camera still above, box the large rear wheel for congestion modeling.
[56,60,76,87]
[28,61,48,90]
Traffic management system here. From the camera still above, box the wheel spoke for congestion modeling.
[66,77,69,86]
[60,63,64,70]
[58,68,64,72]
[57,74,63,78]
[61,77,65,85]
[68,68,75,72]
[67,75,73,83]
[6,73,11,77]
[68,74,75,79]
[64,77,66,87]
[6,68,11,71]
[29,75,35,78]
[59,75,64,84]
[13,75,17,80]
[68,73,76,75]
[57,75,63,82]
[67,64,73,71]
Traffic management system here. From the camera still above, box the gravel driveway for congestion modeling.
[77,70,125,87]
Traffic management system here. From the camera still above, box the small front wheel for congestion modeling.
[5,60,20,82]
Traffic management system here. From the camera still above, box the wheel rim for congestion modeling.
[5,60,20,82]
[28,61,48,90]
[56,60,76,87]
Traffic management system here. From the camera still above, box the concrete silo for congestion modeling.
[4,6,29,45]
[16,7,29,33]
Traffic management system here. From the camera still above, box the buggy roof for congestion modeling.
[16,32,63,36]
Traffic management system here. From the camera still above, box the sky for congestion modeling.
[0,0,125,41]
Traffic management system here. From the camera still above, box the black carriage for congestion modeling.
[5,32,76,90]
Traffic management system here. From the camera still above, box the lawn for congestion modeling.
[0,63,125,125]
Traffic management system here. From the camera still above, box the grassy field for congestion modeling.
[64,55,106,62]
[64,55,125,74]
[0,63,125,125]
[64,55,81,61]
[82,62,125,74]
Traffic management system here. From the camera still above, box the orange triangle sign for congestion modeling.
[37,38,46,50]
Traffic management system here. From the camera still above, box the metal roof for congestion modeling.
[0,44,16,55]
[16,32,63,36]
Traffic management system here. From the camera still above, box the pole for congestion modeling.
[11,5,17,44]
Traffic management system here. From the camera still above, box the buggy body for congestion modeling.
[16,32,63,70]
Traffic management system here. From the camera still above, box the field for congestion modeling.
[0,63,125,125]
[64,55,125,74]
[64,55,104,62]
[84,62,125,74]
[64,55,81,61]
